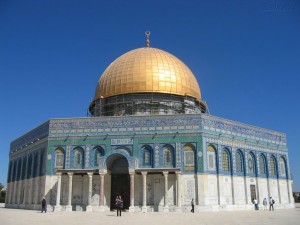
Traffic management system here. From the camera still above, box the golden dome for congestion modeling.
[93,47,202,101]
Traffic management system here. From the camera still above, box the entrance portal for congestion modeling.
[106,154,130,210]
[110,174,130,210]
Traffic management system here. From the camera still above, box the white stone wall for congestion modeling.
[233,176,246,205]
[279,179,289,204]
[257,178,269,202]
[269,178,279,202]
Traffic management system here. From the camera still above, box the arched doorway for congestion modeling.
[106,154,130,210]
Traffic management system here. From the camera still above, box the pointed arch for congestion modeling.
[54,147,65,169]
[247,152,256,175]
[269,155,277,176]
[73,146,84,169]
[259,153,267,176]
[236,150,244,173]
[207,144,217,172]
[141,145,153,167]
[222,148,231,172]
[163,144,175,167]
[279,156,287,178]
[93,146,105,167]
[183,143,196,172]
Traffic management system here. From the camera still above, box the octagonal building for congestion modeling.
[5,35,294,212]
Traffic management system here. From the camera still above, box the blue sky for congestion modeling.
[0,0,299,191]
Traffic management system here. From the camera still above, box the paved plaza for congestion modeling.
[1,205,300,225]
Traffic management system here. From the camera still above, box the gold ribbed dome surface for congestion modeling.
[94,47,201,101]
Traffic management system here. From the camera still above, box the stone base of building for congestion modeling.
[5,203,295,212]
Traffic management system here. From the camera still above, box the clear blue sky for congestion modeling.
[0,0,299,191]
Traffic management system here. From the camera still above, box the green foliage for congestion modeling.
[0,183,5,203]
[0,190,5,203]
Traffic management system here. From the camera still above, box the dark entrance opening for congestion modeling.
[106,154,130,210]
[250,184,256,202]
[111,174,130,210]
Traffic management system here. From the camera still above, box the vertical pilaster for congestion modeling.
[163,171,169,212]
[141,171,147,212]
[13,160,19,205]
[8,160,15,205]
[277,178,281,204]
[23,156,29,205]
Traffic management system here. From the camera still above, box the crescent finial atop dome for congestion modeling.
[145,31,150,47]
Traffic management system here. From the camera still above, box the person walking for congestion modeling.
[191,198,194,213]
[263,198,268,210]
[117,195,123,217]
[269,197,275,211]
[41,197,47,213]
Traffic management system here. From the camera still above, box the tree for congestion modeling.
[0,183,5,203]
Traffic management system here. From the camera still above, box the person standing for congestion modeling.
[263,198,268,210]
[191,198,194,213]
[115,196,120,216]
[269,197,275,211]
[117,195,123,217]
[253,198,258,210]
[41,197,47,213]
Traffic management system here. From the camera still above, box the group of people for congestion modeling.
[191,197,275,213]
[252,197,275,211]
[40,195,276,214]
[115,195,124,216]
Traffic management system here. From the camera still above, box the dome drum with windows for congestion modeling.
[89,33,207,116]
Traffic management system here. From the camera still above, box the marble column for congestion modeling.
[163,171,169,212]
[55,173,62,211]
[175,171,182,211]
[141,171,147,213]
[66,172,73,211]
[129,171,135,212]
[86,172,93,212]
[99,170,107,211]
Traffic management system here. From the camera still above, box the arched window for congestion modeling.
[259,154,267,175]
[236,150,244,173]
[55,148,65,169]
[207,145,217,171]
[247,152,255,174]
[144,148,151,166]
[222,148,230,172]
[74,147,84,169]
[94,146,105,167]
[184,144,195,166]
[140,145,153,167]
[163,145,174,167]
[269,156,277,176]
[279,156,286,177]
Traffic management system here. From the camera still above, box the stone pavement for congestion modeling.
[1,206,300,225]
